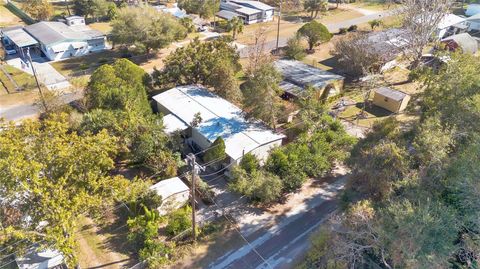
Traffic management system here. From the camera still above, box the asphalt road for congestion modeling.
[239,8,400,58]
[206,177,346,269]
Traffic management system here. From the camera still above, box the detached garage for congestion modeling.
[372,87,411,113]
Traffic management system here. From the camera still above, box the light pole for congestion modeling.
[26,47,48,112]
[275,0,282,53]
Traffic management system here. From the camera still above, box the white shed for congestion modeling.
[150,177,190,215]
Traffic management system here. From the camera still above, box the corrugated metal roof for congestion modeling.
[153,85,285,160]
[24,21,103,45]
[216,10,240,20]
[230,0,274,11]
[375,87,408,102]
[274,60,344,96]
[2,28,38,47]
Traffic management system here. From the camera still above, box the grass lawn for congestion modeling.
[0,3,25,27]
[50,50,123,76]
[0,64,37,93]
[50,1,73,17]
[89,22,113,34]
[349,1,400,11]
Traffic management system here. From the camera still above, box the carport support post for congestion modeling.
[188,153,197,243]
[26,48,48,112]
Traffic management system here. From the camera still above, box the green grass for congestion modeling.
[51,50,123,76]
[0,65,36,92]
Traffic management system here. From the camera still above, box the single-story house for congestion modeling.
[217,0,274,24]
[15,248,67,269]
[442,33,478,54]
[436,14,468,39]
[274,60,345,100]
[467,13,480,31]
[154,3,188,19]
[466,4,480,17]
[24,19,106,61]
[153,85,285,166]
[372,87,410,113]
[150,177,190,215]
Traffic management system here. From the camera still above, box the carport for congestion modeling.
[0,26,38,59]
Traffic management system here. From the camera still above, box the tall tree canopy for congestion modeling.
[111,5,187,53]
[154,38,242,103]
[0,114,133,266]
[23,0,53,20]
[178,0,220,18]
[298,20,332,51]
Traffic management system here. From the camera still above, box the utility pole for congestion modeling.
[187,153,197,242]
[275,0,282,53]
[26,48,48,112]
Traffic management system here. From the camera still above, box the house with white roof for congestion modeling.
[436,14,468,39]
[153,85,285,166]
[150,177,190,215]
[217,0,274,24]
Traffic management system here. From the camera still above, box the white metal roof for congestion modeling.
[438,14,466,29]
[466,4,480,17]
[153,85,285,160]
[375,87,408,102]
[2,28,38,47]
[150,177,189,200]
[230,0,274,11]
[163,113,188,134]
[16,248,64,269]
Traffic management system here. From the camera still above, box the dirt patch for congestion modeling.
[0,4,24,27]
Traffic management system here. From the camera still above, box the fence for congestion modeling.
[5,1,35,25]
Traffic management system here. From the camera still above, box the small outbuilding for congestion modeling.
[150,177,190,215]
[372,87,411,113]
[442,33,478,54]
[274,60,345,100]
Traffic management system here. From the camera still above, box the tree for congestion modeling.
[179,17,196,33]
[165,206,192,236]
[285,34,306,60]
[368,19,382,30]
[0,114,133,266]
[239,153,259,174]
[242,63,283,128]
[400,0,452,67]
[111,6,187,54]
[298,20,332,51]
[226,16,244,40]
[303,0,328,19]
[23,0,53,20]
[154,38,242,103]
[203,137,226,163]
[229,167,283,204]
[178,0,220,18]
[73,0,95,19]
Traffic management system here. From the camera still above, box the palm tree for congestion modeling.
[227,16,244,40]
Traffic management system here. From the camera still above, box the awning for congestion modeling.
[216,10,240,20]
[2,28,38,48]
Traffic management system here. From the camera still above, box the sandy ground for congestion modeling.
[0,4,24,27]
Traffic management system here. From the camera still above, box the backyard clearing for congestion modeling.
[75,216,136,269]
[0,64,37,93]
[0,4,24,27]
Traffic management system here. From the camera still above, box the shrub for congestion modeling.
[165,206,192,236]
[285,35,307,60]
[339,28,348,34]
[79,63,89,70]
[203,137,226,163]
[240,153,260,174]
[228,166,283,204]
[347,25,358,32]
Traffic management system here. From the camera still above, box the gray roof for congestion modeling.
[442,33,478,54]
[375,87,408,101]
[274,60,344,96]
[1,27,38,47]
[230,0,274,11]
[25,21,103,45]
[216,10,240,20]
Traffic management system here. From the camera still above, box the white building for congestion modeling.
[466,4,480,17]
[150,177,190,215]
[217,0,274,24]
[436,14,468,39]
[23,18,106,61]
[154,3,188,19]
[153,85,285,166]
[15,248,66,269]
